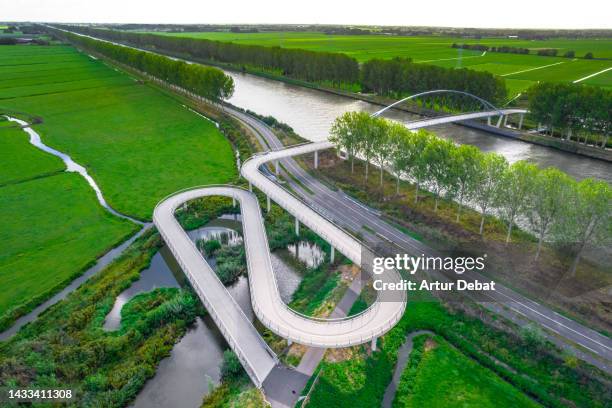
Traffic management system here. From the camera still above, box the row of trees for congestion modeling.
[59,25,510,106]
[451,43,530,54]
[527,82,611,148]
[59,25,360,85]
[361,57,507,107]
[330,112,610,273]
[50,28,235,102]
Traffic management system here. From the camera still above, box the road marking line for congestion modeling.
[501,61,566,77]
[573,66,612,83]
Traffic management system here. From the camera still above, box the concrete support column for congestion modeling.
[249,182,252,192]
[487,116,492,126]
[275,160,280,176]
[518,113,524,130]
[295,217,300,236]
[232,196,236,207]
[503,115,508,127]
[496,115,503,128]
[371,337,378,351]
[330,246,335,263]
[266,195,271,212]
[314,151,319,169]
[287,340,293,346]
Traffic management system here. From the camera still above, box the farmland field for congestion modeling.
[147,31,612,95]
[0,121,137,328]
[0,43,235,329]
[0,44,236,219]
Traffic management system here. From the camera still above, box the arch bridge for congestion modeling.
[371,89,527,130]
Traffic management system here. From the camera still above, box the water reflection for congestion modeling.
[103,247,181,331]
[288,241,325,269]
[122,217,302,408]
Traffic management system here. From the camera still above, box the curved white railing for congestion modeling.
[155,137,408,350]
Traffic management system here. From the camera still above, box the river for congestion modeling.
[226,72,611,183]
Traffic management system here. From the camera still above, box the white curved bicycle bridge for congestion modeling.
[154,143,406,388]
[154,102,524,390]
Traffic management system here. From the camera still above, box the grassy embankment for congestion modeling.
[151,31,612,95]
[392,334,540,407]
[0,44,236,220]
[0,43,236,329]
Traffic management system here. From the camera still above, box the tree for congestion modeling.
[584,52,594,59]
[563,50,575,58]
[422,137,456,212]
[450,144,482,222]
[527,168,575,261]
[410,131,433,204]
[473,153,508,235]
[330,112,362,173]
[388,124,413,195]
[370,118,392,188]
[555,178,611,277]
[357,114,379,185]
[498,161,538,244]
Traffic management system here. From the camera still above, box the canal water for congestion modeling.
[225,72,611,183]
[102,217,302,408]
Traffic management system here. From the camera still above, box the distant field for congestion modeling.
[0,120,136,326]
[393,335,541,408]
[148,31,612,95]
[0,45,236,219]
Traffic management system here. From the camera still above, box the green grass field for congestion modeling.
[0,157,137,328]
[148,31,612,95]
[0,123,64,185]
[393,335,540,407]
[1,44,236,219]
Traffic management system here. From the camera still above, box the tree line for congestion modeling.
[361,57,507,108]
[57,25,360,85]
[48,27,235,102]
[330,112,610,274]
[452,43,530,54]
[527,82,611,148]
[57,25,510,107]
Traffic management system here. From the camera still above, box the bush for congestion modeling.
[215,245,246,284]
[220,350,244,380]
[199,239,221,256]
[584,52,594,59]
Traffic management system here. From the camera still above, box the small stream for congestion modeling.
[4,116,142,224]
[98,216,302,408]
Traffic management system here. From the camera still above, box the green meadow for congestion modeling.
[0,120,137,328]
[0,45,236,220]
[0,43,235,329]
[150,31,612,95]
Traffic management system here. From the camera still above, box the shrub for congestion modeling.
[220,350,244,380]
